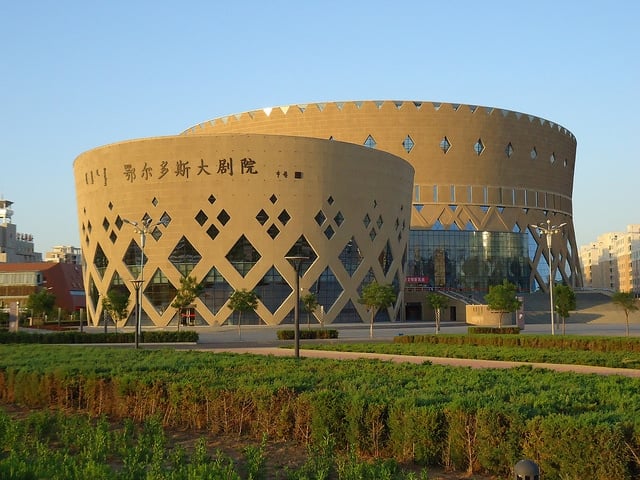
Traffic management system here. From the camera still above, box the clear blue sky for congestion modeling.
[1,1,638,253]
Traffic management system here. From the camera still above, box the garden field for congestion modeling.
[1,340,640,479]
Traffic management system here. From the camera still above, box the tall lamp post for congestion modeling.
[285,256,308,359]
[130,280,143,348]
[531,219,566,335]
[123,217,163,341]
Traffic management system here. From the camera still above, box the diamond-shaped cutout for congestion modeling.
[285,235,317,276]
[169,236,202,276]
[269,194,278,204]
[257,266,292,314]
[267,224,280,239]
[379,240,394,276]
[315,210,326,226]
[324,225,335,239]
[474,138,485,155]
[370,228,377,240]
[159,212,171,227]
[195,210,208,226]
[207,224,219,240]
[102,218,110,231]
[309,267,343,313]
[152,197,158,206]
[505,142,514,158]
[339,237,363,276]
[327,196,334,205]
[440,136,451,154]
[199,267,233,315]
[123,240,145,279]
[110,231,117,243]
[115,216,123,229]
[208,195,216,204]
[402,135,414,153]
[334,211,344,227]
[144,268,177,314]
[530,147,537,159]
[377,215,383,229]
[108,202,113,210]
[226,235,261,277]
[217,209,230,226]
[256,209,269,225]
[93,243,109,278]
[151,227,163,241]
[363,214,371,228]
[278,209,291,225]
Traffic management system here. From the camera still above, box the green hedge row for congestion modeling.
[394,332,640,353]
[467,326,521,334]
[0,330,199,344]
[277,329,339,340]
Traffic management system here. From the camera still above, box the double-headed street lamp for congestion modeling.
[531,219,566,335]
[123,217,163,343]
[285,255,309,359]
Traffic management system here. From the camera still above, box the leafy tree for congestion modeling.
[25,289,56,321]
[611,291,639,337]
[227,289,259,338]
[427,292,449,334]
[301,292,319,330]
[102,289,130,333]
[554,284,576,335]
[171,275,204,329]
[485,280,521,328]
[358,281,396,338]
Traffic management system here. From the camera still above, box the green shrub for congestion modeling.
[277,329,339,340]
[468,326,521,334]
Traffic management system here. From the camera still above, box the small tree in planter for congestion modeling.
[427,292,449,333]
[171,275,203,330]
[227,289,259,338]
[358,281,396,338]
[554,284,576,335]
[485,280,521,328]
[301,292,319,330]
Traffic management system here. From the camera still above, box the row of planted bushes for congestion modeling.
[1,346,640,479]
[467,326,521,334]
[0,330,199,344]
[394,331,640,352]
[276,329,339,340]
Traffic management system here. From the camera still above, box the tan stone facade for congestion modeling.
[183,101,581,294]
[74,134,414,327]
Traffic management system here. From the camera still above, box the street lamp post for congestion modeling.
[123,217,163,341]
[285,256,309,359]
[532,219,566,335]
[131,280,143,348]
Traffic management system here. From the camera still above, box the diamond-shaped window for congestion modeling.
[208,195,216,204]
[226,235,261,277]
[159,212,171,227]
[123,240,145,279]
[285,235,317,276]
[309,267,343,314]
[93,243,109,279]
[324,225,335,239]
[269,194,278,204]
[530,147,538,160]
[169,236,202,276]
[267,224,280,239]
[379,241,394,276]
[327,196,334,205]
[207,224,219,240]
[550,152,556,164]
[278,209,291,225]
[334,211,344,227]
[440,136,451,154]
[377,215,383,229]
[199,267,233,315]
[109,231,117,243]
[369,228,377,240]
[144,268,177,315]
[256,266,292,314]
[217,209,230,226]
[402,135,414,153]
[115,216,123,230]
[195,210,208,226]
[339,237,364,276]
[256,209,269,225]
[505,142,514,158]
[315,210,326,226]
[363,214,371,228]
[474,138,485,156]
[150,226,163,241]
[102,218,110,231]
[364,135,377,149]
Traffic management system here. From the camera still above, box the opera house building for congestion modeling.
[74,100,580,328]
